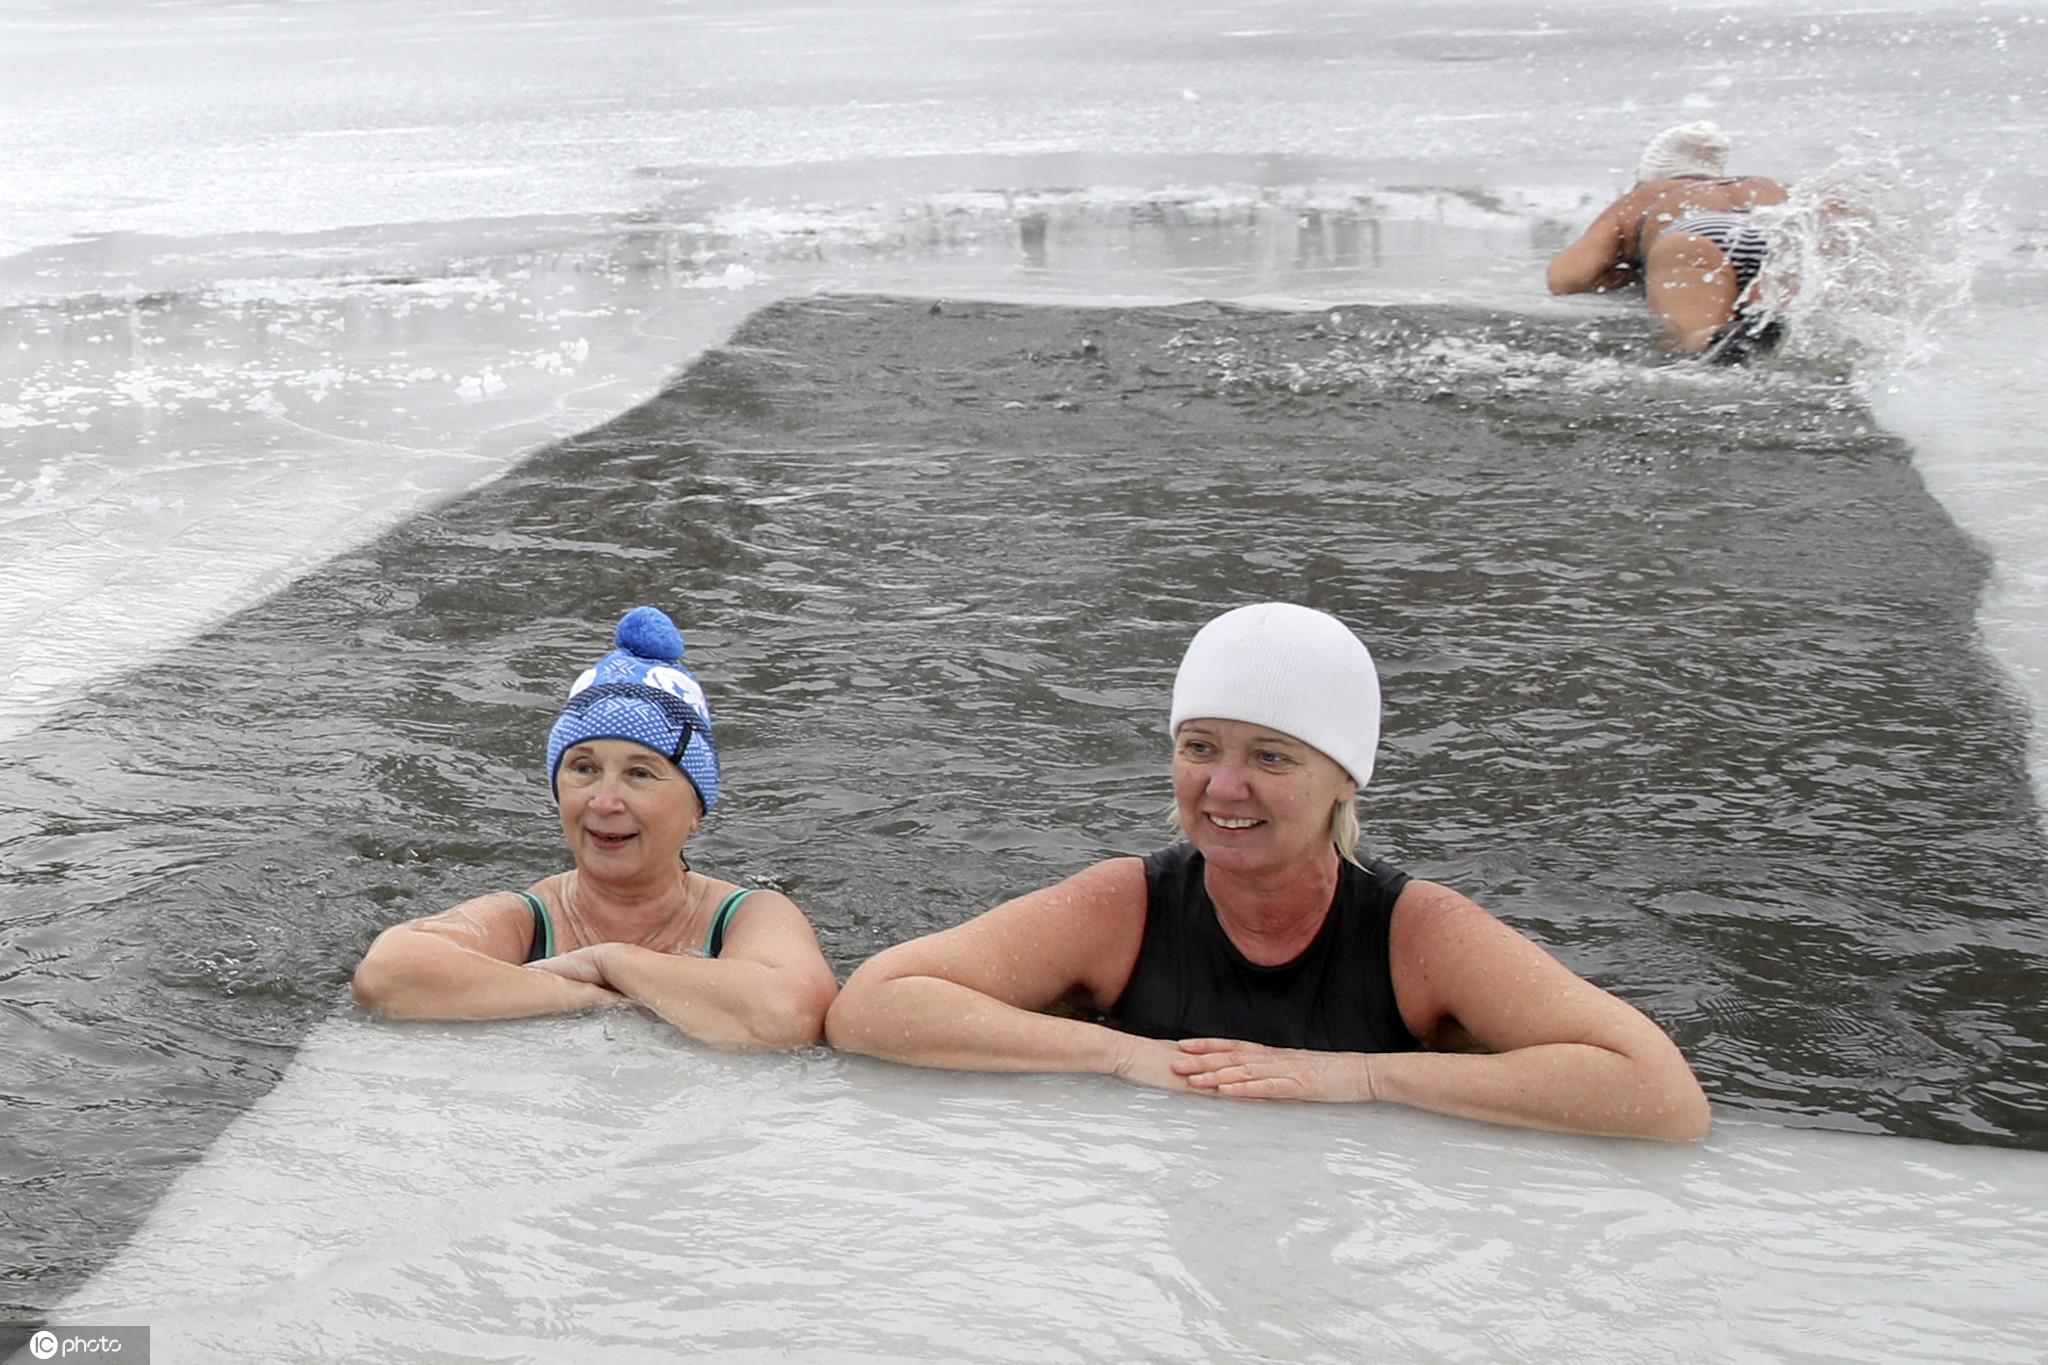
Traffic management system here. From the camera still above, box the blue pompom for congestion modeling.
[614,606,685,662]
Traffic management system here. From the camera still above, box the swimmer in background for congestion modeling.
[826,603,1711,1141]
[352,606,838,1048]
[1548,121,1788,363]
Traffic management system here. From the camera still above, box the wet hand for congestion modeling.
[525,944,617,988]
[1106,1034,1197,1093]
[1172,1038,1376,1103]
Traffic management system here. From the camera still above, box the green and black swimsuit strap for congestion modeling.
[517,891,555,964]
[519,887,751,962]
[704,888,758,959]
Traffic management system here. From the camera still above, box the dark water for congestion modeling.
[4,294,2046,1319]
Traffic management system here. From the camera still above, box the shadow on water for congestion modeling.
[3,294,2046,1318]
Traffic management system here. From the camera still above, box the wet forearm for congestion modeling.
[827,973,1125,1076]
[596,944,826,1050]
[352,935,618,1020]
[1369,1044,1711,1141]
[1586,262,1639,292]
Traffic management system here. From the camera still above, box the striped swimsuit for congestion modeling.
[1665,212,1773,296]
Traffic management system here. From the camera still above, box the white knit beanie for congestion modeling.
[1636,121,1731,183]
[1169,603,1381,787]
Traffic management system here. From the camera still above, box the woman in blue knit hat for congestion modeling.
[352,607,837,1048]
[828,603,1709,1139]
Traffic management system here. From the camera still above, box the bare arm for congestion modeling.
[1547,189,1651,295]
[1377,880,1709,1139]
[542,891,838,1050]
[1173,881,1710,1141]
[1376,879,1712,1137]
[825,859,1188,1087]
[351,894,623,1020]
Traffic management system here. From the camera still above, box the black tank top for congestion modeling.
[1108,843,1422,1053]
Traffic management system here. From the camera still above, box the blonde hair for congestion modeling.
[1167,797,1365,869]
[1331,800,1363,868]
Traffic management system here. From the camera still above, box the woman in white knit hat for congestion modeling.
[828,603,1710,1140]
[1548,121,1788,361]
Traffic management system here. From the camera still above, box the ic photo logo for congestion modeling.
[27,1329,130,1359]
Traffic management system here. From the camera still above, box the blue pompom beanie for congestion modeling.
[545,606,721,812]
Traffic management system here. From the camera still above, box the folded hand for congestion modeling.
[1171,1038,1375,1103]
[525,944,622,992]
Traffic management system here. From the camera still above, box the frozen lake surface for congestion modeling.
[51,1014,2048,1364]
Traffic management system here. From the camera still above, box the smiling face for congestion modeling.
[555,738,703,879]
[1172,718,1357,876]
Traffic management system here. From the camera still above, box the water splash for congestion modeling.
[1752,153,1985,374]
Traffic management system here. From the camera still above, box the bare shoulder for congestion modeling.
[909,856,1147,940]
[1586,181,1667,230]
[1388,876,1507,947]
[1738,175,1789,203]
[1646,175,1789,223]
[1027,855,1149,913]
[1616,181,1668,213]
[421,889,536,929]
[371,889,537,963]
[706,888,838,1008]
[725,885,806,917]
[1390,879,1678,1057]
[716,884,807,923]
[993,856,1150,950]
[1388,878,1579,1043]
[714,886,822,950]
[851,856,1150,1010]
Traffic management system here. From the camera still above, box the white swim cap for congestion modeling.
[1169,603,1381,788]
[1636,121,1731,183]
